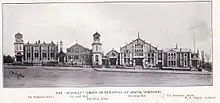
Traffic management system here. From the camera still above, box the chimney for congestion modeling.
[175,44,178,49]
[60,41,63,51]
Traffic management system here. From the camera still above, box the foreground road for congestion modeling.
[3,66,212,87]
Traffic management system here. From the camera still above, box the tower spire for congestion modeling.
[60,41,63,51]
[138,32,140,39]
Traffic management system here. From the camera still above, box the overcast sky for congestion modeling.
[3,2,212,57]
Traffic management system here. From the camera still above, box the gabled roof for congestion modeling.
[106,49,119,55]
[67,43,91,52]
[120,37,157,50]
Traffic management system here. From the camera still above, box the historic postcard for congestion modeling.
[0,0,218,103]
[2,0,212,88]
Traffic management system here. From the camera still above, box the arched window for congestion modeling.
[112,53,115,56]
[19,45,22,50]
[75,48,79,53]
[96,46,98,51]
[95,55,99,62]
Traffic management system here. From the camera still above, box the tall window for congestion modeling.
[95,55,99,62]
[75,48,79,53]
[27,53,30,60]
[27,53,30,58]
[43,53,47,58]
[184,53,187,59]
[42,46,47,52]
[34,46,39,52]
[184,60,187,66]
[35,53,38,58]
[51,53,54,57]
[96,46,98,51]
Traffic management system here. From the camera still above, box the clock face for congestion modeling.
[94,36,99,41]
[16,39,22,42]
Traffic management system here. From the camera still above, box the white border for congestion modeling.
[0,0,219,103]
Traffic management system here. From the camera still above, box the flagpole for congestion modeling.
[193,30,196,53]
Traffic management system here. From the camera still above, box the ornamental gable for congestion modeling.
[66,43,90,54]
[120,38,158,53]
[106,50,119,58]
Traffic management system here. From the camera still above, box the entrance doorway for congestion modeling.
[158,62,162,69]
[16,53,22,62]
[109,58,117,65]
[192,60,198,67]
[135,58,143,66]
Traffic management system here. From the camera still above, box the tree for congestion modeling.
[205,53,211,63]
[3,55,14,63]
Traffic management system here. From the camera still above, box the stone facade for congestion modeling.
[23,41,58,64]
[14,32,59,64]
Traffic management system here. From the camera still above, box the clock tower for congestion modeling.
[92,32,103,66]
[14,32,24,62]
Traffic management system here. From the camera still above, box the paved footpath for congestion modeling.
[92,68,212,75]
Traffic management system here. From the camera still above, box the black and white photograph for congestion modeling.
[2,1,213,88]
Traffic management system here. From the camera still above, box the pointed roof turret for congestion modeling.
[93,32,100,36]
[15,32,23,37]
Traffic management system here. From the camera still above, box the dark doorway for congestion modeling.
[16,52,22,62]
[192,60,198,67]
[158,62,162,69]
[59,57,65,62]
[135,58,143,65]
[16,55,22,62]
[109,58,117,65]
